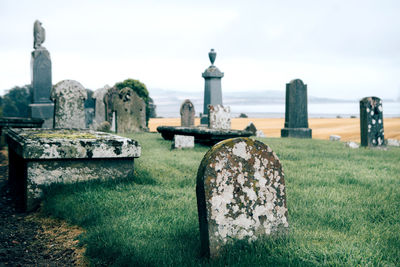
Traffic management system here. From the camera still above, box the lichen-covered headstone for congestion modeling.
[180,99,195,127]
[196,137,288,258]
[208,105,231,130]
[281,79,312,138]
[360,97,384,147]
[92,85,110,130]
[51,80,87,129]
[105,87,147,133]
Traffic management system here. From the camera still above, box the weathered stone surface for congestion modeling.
[387,139,400,147]
[104,87,147,133]
[281,79,312,138]
[172,135,194,149]
[208,105,231,130]
[360,97,384,147]
[244,122,257,135]
[180,99,195,127]
[84,89,95,128]
[201,49,224,125]
[256,130,265,137]
[157,126,252,146]
[196,137,288,257]
[6,128,141,211]
[91,85,110,130]
[51,80,87,129]
[329,135,341,141]
[345,141,359,149]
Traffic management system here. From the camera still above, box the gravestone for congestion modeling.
[172,134,194,149]
[201,49,224,125]
[180,99,195,127]
[92,85,110,130]
[360,97,384,147]
[208,105,231,130]
[29,20,54,128]
[281,79,312,138]
[105,87,147,133]
[329,135,341,141]
[244,122,257,135]
[51,80,87,129]
[196,137,288,257]
[84,89,95,128]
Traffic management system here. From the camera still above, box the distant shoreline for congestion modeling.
[148,117,400,143]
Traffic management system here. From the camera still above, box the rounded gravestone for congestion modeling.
[196,137,288,258]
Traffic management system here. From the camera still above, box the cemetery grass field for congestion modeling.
[41,133,400,266]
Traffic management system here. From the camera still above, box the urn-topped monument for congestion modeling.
[29,20,54,128]
[200,49,224,125]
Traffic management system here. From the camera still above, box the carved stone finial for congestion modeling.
[208,49,216,66]
[33,20,46,49]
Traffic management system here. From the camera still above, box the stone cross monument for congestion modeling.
[281,79,312,138]
[29,20,54,128]
[200,49,224,125]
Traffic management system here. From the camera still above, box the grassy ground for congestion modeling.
[42,133,400,266]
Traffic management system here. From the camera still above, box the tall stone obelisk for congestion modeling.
[200,49,224,125]
[29,20,54,128]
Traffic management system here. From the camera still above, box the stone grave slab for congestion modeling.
[6,128,141,211]
[196,137,288,257]
[157,126,252,146]
[360,97,384,147]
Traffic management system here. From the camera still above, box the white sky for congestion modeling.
[1,0,400,100]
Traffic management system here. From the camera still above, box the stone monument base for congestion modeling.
[281,128,312,138]
[200,114,209,125]
[6,128,141,211]
[29,103,54,128]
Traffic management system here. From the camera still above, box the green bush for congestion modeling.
[2,85,31,117]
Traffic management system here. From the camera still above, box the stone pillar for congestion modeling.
[29,48,54,128]
[360,97,384,147]
[200,49,224,125]
[281,79,312,138]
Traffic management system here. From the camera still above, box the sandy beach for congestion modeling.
[149,117,400,142]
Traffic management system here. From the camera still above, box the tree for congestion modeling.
[2,85,31,117]
[114,79,154,125]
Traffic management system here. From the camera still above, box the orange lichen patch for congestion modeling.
[149,117,400,142]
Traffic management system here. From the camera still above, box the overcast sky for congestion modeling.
[1,0,400,100]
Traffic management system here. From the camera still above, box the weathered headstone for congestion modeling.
[208,105,231,130]
[196,137,288,257]
[29,20,54,128]
[104,87,147,133]
[281,79,312,138]
[201,49,224,125]
[51,80,87,129]
[172,134,194,149]
[360,97,384,147]
[91,85,110,130]
[244,122,257,135]
[329,135,341,141]
[84,89,95,128]
[180,99,195,127]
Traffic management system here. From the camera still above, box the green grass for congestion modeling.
[42,133,400,266]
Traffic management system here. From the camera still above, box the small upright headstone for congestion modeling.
[359,97,384,147]
[172,134,194,149]
[244,122,257,135]
[281,79,312,138]
[92,85,110,130]
[51,80,87,129]
[208,105,231,130]
[196,137,288,258]
[29,20,54,128]
[201,49,224,125]
[180,99,195,127]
